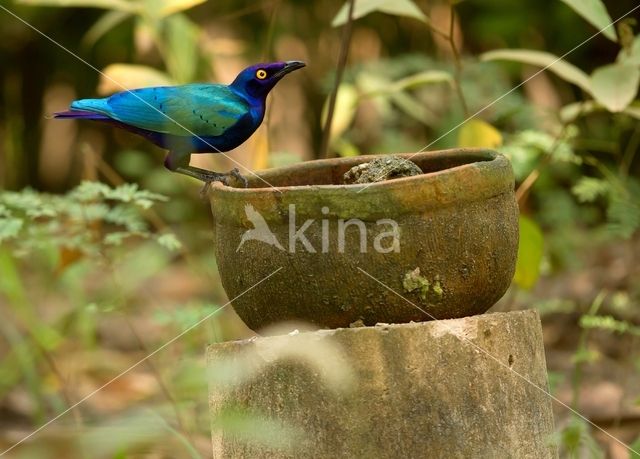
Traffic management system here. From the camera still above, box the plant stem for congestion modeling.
[515,123,570,206]
[447,7,469,117]
[319,0,355,159]
[571,292,606,411]
[125,318,192,442]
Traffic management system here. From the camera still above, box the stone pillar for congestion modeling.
[207,310,557,458]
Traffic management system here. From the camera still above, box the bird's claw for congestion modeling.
[200,181,213,199]
[226,168,248,188]
[198,168,247,199]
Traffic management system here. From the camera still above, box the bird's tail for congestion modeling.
[53,110,110,120]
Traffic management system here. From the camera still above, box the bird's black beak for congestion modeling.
[274,60,306,78]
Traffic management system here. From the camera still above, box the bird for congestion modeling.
[55,60,306,187]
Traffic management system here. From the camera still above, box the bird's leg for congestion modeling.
[164,152,249,194]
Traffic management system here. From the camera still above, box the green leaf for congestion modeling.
[394,70,452,89]
[457,119,502,148]
[590,63,640,112]
[558,0,617,42]
[164,14,199,83]
[580,314,640,337]
[571,177,610,203]
[18,0,138,13]
[363,70,453,98]
[157,233,182,251]
[513,215,544,290]
[332,0,427,27]
[82,10,132,48]
[607,180,640,238]
[389,91,437,125]
[104,231,138,246]
[481,49,592,93]
[0,218,24,243]
[559,100,602,122]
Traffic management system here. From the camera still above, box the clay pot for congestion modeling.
[209,149,518,331]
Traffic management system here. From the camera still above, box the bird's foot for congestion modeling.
[200,181,213,199]
[173,164,248,198]
[198,168,248,199]
[227,168,249,188]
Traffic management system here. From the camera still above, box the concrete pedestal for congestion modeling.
[207,310,557,458]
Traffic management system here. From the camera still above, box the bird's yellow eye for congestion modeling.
[256,69,268,80]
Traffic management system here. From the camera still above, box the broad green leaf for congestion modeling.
[481,49,591,94]
[165,14,199,83]
[457,119,502,148]
[321,83,359,142]
[390,91,438,126]
[332,0,427,27]
[559,0,617,42]
[590,63,640,112]
[559,100,601,122]
[392,70,452,90]
[361,70,452,98]
[98,64,174,95]
[18,0,137,13]
[617,35,640,66]
[561,100,640,122]
[83,10,132,48]
[513,215,544,290]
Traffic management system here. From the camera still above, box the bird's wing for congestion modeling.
[71,84,251,137]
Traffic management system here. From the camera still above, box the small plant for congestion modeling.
[0,181,180,255]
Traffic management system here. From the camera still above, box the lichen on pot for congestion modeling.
[209,149,519,331]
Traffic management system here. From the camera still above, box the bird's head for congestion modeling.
[231,61,306,100]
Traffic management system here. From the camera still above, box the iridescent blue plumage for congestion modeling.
[55,61,305,185]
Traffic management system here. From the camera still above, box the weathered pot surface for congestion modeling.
[209,149,518,331]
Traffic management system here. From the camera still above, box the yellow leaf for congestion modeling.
[513,215,544,290]
[158,0,206,17]
[321,84,359,144]
[98,64,174,95]
[457,119,503,148]
[251,125,270,171]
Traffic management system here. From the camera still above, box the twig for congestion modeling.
[124,318,192,442]
[447,7,469,117]
[515,168,541,205]
[515,123,571,207]
[319,0,356,159]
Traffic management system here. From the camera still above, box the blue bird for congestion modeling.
[55,60,306,186]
